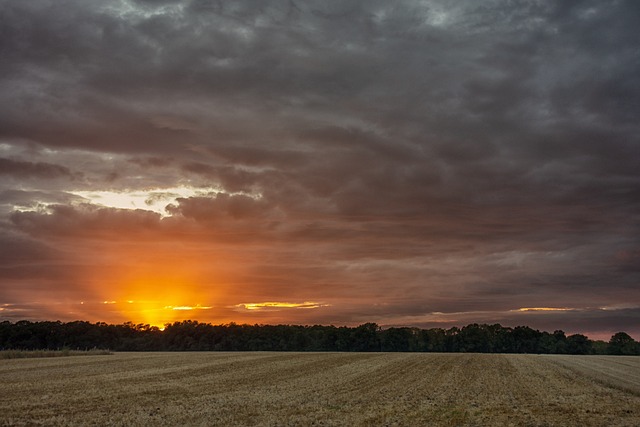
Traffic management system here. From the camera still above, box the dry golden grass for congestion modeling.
[1,352,639,426]
[0,349,112,359]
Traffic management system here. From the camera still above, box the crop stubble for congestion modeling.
[1,352,639,426]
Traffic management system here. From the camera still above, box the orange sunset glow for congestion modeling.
[1,1,639,341]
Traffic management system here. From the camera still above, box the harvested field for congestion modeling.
[1,352,639,426]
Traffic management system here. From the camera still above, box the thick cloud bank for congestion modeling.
[1,0,639,338]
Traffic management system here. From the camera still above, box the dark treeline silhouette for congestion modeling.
[1,320,638,355]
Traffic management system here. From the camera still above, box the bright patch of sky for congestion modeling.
[69,187,219,217]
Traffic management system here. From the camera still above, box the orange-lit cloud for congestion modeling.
[234,302,329,311]
[166,305,213,311]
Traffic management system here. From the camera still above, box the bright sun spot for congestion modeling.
[110,300,213,328]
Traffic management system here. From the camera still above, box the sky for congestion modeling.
[1,0,639,340]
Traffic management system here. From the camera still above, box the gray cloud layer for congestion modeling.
[1,0,639,338]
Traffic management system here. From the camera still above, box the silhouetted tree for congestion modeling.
[608,332,640,355]
[511,326,542,353]
[566,334,592,355]
[1,320,636,355]
[352,323,381,352]
[380,327,412,352]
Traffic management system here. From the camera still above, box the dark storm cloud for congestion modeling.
[0,231,54,268]
[10,204,163,240]
[1,0,639,335]
[0,158,76,180]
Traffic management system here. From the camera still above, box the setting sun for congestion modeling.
[111,277,209,327]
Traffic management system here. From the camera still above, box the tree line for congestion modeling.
[0,320,638,355]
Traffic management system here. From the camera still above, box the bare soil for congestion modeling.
[1,352,639,426]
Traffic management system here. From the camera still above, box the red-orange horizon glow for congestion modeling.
[106,300,214,329]
[82,242,226,327]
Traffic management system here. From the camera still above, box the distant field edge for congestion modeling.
[0,349,113,359]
